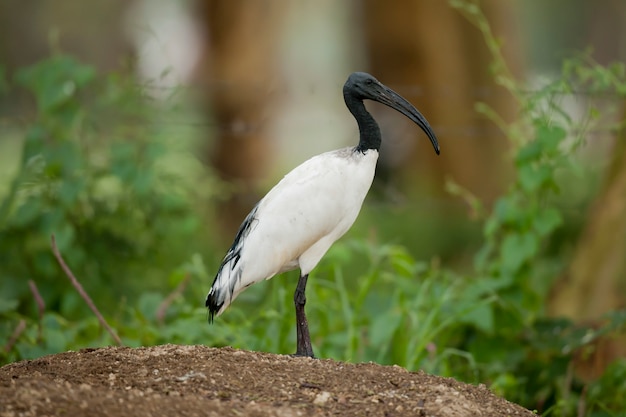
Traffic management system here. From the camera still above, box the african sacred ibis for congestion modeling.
[206,72,440,358]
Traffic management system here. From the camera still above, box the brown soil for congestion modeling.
[0,344,535,416]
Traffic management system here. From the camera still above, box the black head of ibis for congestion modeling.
[343,72,440,155]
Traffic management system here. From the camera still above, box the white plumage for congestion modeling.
[208,147,378,316]
[206,72,439,357]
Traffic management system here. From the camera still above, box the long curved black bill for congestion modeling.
[375,85,440,155]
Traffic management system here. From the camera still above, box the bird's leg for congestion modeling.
[294,273,314,358]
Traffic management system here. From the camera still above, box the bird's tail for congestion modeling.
[206,204,258,322]
[205,249,245,322]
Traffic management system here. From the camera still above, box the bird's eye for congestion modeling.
[365,79,374,85]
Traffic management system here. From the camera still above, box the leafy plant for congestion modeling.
[0,54,215,361]
[2,5,626,416]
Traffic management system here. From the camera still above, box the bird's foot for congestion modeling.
[292,348,315,359]
[292,340,315,359]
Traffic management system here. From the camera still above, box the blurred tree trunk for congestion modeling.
[197,0,523,234]
[362,0,521,203]
[586,0,626,65]
[549,106,626,381]
[197,0,286,234]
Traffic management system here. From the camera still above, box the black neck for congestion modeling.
[344,94,381,153]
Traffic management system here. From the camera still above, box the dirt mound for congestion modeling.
[0,344,534,416]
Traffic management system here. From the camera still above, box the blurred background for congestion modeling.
[1,0,622,251]
[1,0,625,414]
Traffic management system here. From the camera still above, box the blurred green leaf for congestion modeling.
[0,298,19,314]
[533,208,562,237]
[369,309,403,347]
[518,164,552,193]
[138,292,164,322]
[535,123,566,154]
[500,233,538,275]
[12,198,41,227]
[458,301,494,334]
[15,55,95,112]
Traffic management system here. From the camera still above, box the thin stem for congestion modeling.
[156,273,191,325]
[3,320,26,353]
[27,280,45,342]
[50,234,123,346]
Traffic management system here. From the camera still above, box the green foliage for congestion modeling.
[446,2,626,415]
[586,358,626,415]
[0,54,215,360]
[2,6,626,417]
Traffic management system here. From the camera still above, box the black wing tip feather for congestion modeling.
[205,294,222,324]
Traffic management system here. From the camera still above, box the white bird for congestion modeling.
[206,72,439,357]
